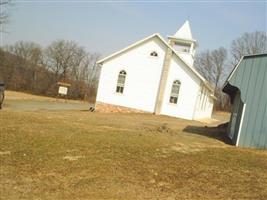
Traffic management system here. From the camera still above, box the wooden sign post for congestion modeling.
[57,82,71,101]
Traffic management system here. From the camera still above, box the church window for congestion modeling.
[169,80,181,104]
[150,51,158,57]
[116,70,126,94]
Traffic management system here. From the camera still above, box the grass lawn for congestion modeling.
[0,94,267,199]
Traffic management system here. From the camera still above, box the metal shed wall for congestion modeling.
[229,93,244,145]
[228,54,267,148]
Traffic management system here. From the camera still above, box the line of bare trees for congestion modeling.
[0,1,102,102]
[195,31,267,111]
[0,40,100,101]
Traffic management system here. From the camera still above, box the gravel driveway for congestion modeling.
[3,99,90,111]
[1,91,91,111]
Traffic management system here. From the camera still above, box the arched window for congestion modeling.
[116,70,127,94]
[169,80,181,104]
[150,51,158,57]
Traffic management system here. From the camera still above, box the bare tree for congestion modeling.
[68,51,100,100]
[195,47,228,111]
[195,51,212,82]
[0,0,12,35]
[195,47,227,91]
[0,0,10,25]
[211,47,228,90]
[231,31,267,65]
[44,40,102,99]
[44,40,88,81]
[5,41,42,64]
[1,38,101,100]
[4,41,43,91]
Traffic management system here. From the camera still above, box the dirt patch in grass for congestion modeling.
[0,151,11,155]
[63,155,85,161]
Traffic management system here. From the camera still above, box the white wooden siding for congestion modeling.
[160,55,200,120]
[96,37,167,112]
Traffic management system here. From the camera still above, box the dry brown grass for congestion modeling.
[0,93,267,199]
[5,90,86,104]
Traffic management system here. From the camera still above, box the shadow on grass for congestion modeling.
[183,122,232,145]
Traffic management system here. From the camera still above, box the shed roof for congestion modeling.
[223,53,267,102]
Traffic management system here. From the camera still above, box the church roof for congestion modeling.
[97,33,213,92]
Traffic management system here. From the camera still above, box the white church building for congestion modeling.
[96,21,215,120]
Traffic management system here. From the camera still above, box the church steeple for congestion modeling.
[154,21,198,115]
[174,20,193,40]
[167,20,197,66]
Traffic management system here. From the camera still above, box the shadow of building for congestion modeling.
[183,123,232,145]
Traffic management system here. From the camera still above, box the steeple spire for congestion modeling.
[174,20,193,40]
[167,20,197,66]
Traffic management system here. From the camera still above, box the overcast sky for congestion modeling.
[1,1,266,57]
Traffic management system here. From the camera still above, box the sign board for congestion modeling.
[58,86,68,95]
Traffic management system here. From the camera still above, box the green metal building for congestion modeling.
[223,54,267,149]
